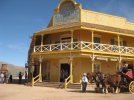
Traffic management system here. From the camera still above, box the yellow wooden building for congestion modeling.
[28,0,134,86]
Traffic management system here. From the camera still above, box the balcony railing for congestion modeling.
[34,41,134,55]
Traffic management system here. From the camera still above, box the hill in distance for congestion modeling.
[0,61,26,75]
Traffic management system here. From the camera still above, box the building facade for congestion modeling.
[28,0,134,84]
[0,64,8,73]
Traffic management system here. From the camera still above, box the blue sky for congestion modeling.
[0,0,134,67]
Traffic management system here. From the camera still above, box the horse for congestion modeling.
[105,73,121,93]
[87,72,95,83]
[87,72,121,94]
[87,72,109,93]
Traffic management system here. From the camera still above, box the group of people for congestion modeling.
[0,71,28,84]
[0,72,8,83]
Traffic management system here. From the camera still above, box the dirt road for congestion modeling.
[0,84,133,100]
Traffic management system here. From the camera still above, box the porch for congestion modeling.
[34,41,134,55]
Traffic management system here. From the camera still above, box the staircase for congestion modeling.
[34,82,95,91]
[34,82,64,89]
[67,83,81,89]
[67,83,96,91]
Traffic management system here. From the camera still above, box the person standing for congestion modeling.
[81,73,88,92]
[18,72,22,84]
[25,71,28,83]
[4,72,6,83]
[60,69,65,82]
[9,75,13,83]
[119,61,128,73]
[0,72,4,83]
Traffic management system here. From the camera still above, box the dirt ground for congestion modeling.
[0,84,134,100]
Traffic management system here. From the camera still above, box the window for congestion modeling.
[35,35,41,46]
[111,38,127,46]
[111,38,127,52]
[94,63,101,73]
[60,34,71,43]
[94,37,101,43]
[94,37,101,50]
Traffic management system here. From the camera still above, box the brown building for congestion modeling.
[0,64,8,73]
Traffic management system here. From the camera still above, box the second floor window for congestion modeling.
[35,35,41,46]
[94,37,101,43]
[60,34,71,43]
[61,37,71,43]
[94,37,101,50]
[111,39,127,46]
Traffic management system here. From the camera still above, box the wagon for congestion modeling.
[120,63,134,94]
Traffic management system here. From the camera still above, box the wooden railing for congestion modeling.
[64,75,71,89]
[34,41,134,55]
[32,74,40,86]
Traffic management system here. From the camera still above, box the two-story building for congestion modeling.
[28,0,134,85]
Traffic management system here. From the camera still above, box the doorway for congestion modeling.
[60,63,70,82]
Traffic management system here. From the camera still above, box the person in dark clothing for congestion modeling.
[25,71,28,83]
[4,72,7,83]
[18,72,22,84]
[9,75,13,83]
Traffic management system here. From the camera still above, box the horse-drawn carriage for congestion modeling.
[120,63,134,94]
[87,63,134,94]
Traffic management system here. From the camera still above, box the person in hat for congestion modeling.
[119,61,128,73]
[81,73,88,92]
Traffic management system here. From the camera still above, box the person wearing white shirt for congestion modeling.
[0,72,4,83]
[82,73,88,92]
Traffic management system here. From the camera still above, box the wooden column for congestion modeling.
[118,56,122,71]
[70,57,73,83]
[91,31,94,50]
[31,58,34,86]
[91,54,95,72]
[117,35,120,53]
[91,31,95,72]
[41,34,43,52]
[39,57,42,82]
[71,30,74,50]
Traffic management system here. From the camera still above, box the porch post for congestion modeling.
[41,34,44,52]
[91,54,95,72]
[71,30,74,50]
[118,56,122,71]
[117,35,120,53]
[39,57,42,82]
[91,60,94,72]
[30,58,34,86]
[91,31,94,50]
[70,57,73,83]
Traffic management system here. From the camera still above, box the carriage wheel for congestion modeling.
[129,81,134,94]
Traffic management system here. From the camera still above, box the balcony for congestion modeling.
[34,41,134,55]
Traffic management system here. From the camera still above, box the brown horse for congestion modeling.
[87,72,95,83]
[87,72,109,93]
[105,73,121,93]
[87,72,121,94]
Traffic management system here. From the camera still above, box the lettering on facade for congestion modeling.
[54,1,80,25]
